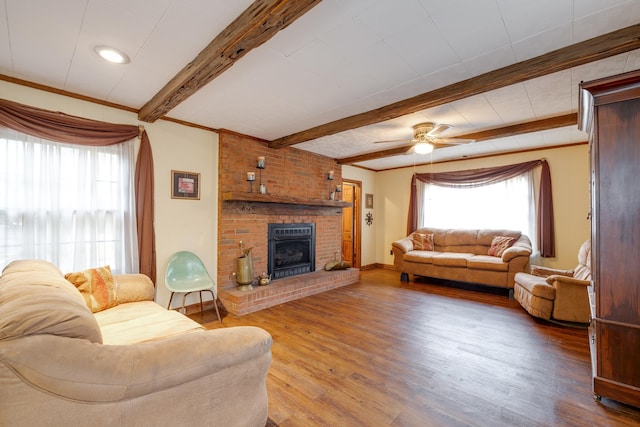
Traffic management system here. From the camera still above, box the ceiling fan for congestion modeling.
[374,122,474,154]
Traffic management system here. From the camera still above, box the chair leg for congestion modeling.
[202,289,223,324]
[213,297,222,324]
[199,291,204,313]
[167,292,175,310]
[180,292,192,314]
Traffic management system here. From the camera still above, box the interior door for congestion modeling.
[341,180,361,268]
[341,184,354,265]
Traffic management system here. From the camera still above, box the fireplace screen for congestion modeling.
[268,223,315,279]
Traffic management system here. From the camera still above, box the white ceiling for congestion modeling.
[1,0,640,170]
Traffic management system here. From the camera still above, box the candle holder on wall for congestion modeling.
[246,171,256,192]
[328,171,341,200]
[256,157,266,194]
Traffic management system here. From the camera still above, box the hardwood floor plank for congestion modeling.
[190,269,640,426]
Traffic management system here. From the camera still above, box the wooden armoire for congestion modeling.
[579,69,640,408]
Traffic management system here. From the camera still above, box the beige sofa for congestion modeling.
[0,259,272,427]
[392,228,532,293]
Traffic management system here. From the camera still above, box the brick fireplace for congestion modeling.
[267,222,315,279]
[217,131,359,315]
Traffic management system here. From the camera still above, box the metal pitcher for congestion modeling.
[236,248,254,291]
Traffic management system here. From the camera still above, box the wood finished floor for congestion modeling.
[190,269,640,427]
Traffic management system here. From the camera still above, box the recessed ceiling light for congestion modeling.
[93,45,130,64]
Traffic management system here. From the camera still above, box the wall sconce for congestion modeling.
[327,170,334,180]
[247,171,256,192]
[254,157,265,193]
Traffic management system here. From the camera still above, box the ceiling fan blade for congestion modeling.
[427,124,451,136]
[373,138,414,144]
[433,137,475,145]
[404,145,416,155]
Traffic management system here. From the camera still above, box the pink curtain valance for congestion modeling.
[407,159,555,257]
[0,98,156,282]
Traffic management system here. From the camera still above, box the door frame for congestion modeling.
[342,179,362,269]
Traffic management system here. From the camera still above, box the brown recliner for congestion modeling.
[513,240,591,324]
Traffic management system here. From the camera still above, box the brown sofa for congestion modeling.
[392,228,532,293]
[0,259,272,427]
[514,240,591,324]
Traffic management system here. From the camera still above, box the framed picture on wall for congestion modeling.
[171,170,200,200]
[365,193,374,209]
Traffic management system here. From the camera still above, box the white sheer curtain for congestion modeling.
[0,126,138,273]
[419,171,538,251]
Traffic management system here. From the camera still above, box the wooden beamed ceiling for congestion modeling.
[138,0,323,123]
[269,24,640,150]
[135,0,640,162]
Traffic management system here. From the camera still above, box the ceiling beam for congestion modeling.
[453,113,577,142]
[138,0,322,123]
[337,113,577,165]
[337,145,415,164]
[270,24,640,149]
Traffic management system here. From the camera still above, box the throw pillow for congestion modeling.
[488,236,516,257]
[412,232,434,251]
[65,265,117,313]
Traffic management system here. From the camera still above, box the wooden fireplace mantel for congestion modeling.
[222,191,352,208]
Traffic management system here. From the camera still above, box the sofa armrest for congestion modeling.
[114,274,155,304]
[531,266,574,278]
[0,326,272,403]
[547,275,589,287]
[501,245,531,262]
[549,275,591,323]
[500,234,532,262]
[392,237,413,254]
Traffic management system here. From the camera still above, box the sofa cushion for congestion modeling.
[476,229,521,245]
[514,273,556,300]
[441,229,478,253]
[488,236,516,257]
[0,260,103,344]
[411,232,434,251]
[514,283,553,319]
[113,274,155,304]
[467,255,509,272]
[403,251,438,263]
[477,229,521,254]
[94,301,204,345]
[432,252,474,267]
[65,266,117,313]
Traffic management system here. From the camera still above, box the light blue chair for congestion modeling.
[165,251,222,323]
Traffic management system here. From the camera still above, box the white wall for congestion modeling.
[342,165,377,267]
[1,81,218,309]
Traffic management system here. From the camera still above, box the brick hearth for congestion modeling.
[217,130,355,315]
[219,268,359,316]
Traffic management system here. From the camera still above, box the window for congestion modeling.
[0,127,138,273]
[418,171,537,251]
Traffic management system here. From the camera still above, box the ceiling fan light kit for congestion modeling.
[373,122,474,155]
[414,142,433,154]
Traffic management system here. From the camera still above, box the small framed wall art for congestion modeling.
[365,193,374,209]
[171,170,200,200]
